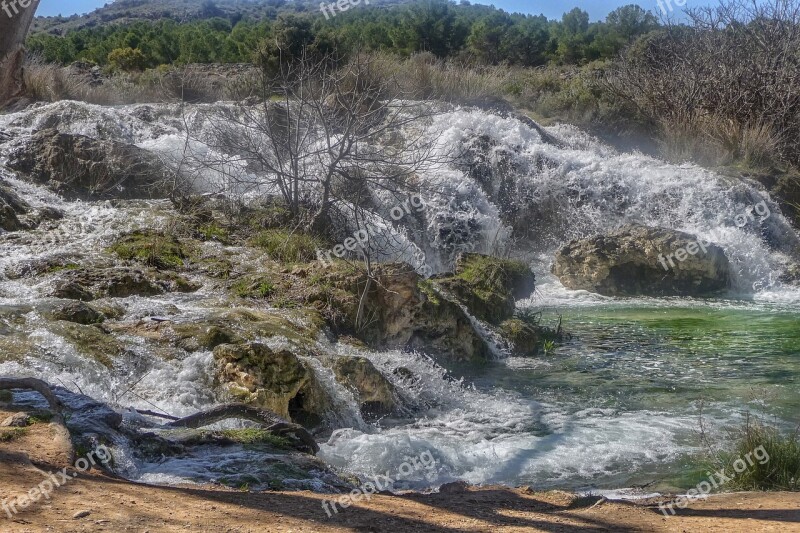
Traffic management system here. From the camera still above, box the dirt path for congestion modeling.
[1,417,799,532]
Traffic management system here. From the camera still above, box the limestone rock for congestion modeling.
[552,224,732,297]
[331,356,396,418]
[7,128,177,200]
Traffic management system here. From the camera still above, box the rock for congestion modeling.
[43,301,105,325]
[6,128,177,200]
[213,342,330,427]
[307,262,493,362]
[499,318,542,355]
[48,321,124,368]
[0,412,30,427]
[436,253,536,325]
[52,267,200,300]
[72,510,91,519]
[0,180,29,231]
[109,230,193,270]
[552,224,732,297]
[331,356,396,418]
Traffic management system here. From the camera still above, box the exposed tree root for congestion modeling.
[165,403,319,454]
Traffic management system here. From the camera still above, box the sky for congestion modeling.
[36,0,714,21]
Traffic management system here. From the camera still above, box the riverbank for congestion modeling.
[2,460,798,532]
[2,417,798,532]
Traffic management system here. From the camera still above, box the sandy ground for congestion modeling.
[1,415,799,532]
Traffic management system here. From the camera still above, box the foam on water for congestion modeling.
[1,99,798,492]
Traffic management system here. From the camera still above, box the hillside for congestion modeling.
[30,0,405,34]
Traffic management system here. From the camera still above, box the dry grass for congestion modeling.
[22,58,253,105]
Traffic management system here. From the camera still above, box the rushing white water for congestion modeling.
[1,99,799,493]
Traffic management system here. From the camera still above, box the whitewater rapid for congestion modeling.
[1,99,798,492]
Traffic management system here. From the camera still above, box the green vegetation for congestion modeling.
[110,230,192,269]
[218,428,293,449]
[0,427,28,442]
[711,417,800,491]
[250,229,324,263]
[27,3,656,69]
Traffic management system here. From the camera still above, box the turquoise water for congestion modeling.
[450,299,800,491]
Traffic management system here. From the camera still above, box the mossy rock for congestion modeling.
[437,254,535,325]
[109,230,195,270]
[42,301,105,325]
[48,321,123,367]
[52,266,200,300]
[213,342,330,426]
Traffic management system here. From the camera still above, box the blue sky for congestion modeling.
[37,0,710,20]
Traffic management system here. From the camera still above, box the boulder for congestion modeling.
[42,301,105,325]
[552,224,732,297]
[0,181,30,232]
[436,253,536,325]
[47,321,124,368]
[52,267,200,301]
[6,128,177,200]
[331,356,396,418]
[213,342,330,427]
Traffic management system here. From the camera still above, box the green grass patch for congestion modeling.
[709,416,800,491]
[250,229,325,263]
[0,427,28,442]
[109,230,191,270]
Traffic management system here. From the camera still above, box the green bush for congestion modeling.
[107,47,147,72]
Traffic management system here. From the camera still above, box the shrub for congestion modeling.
[107,47,147,72]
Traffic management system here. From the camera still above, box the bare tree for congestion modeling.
[192,48,448,233]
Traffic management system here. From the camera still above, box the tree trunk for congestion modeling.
[0,0,41,106]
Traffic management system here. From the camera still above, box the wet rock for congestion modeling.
[331,356,396,418]
[0,180,29,232]
[108,308,323,356]
[52,267,200,300]
[499,317,560,356]
[6,128,177,200]
[552,224,732,297]
[436,253,536,325]
[48,321,124,368]
[213,342,330,426]
[43,301,105,325]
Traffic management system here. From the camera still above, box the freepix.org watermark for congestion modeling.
[315,192,432,276]
[321,449,437,517]
[658,444,770,517]
[658,201,771,271]
[320,0,369,20]
[1,444,112,518]
[656,0,687,16]
[1,0,34,19]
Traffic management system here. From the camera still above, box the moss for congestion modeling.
[109,230,194,270]
[49,322,121,368]
[437,254,535,325]
[418,279,441,306]
[196,257,234,279]
[249,229,325,263]
[218,429,293,449]
[45,262,80,274]
[197,223,230,244]
[232,277,275,298]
